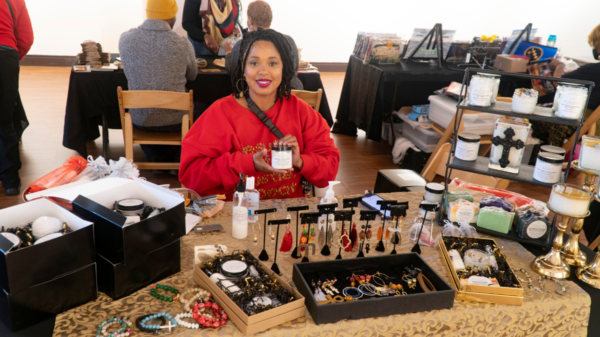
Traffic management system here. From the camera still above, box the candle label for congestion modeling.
[467,276,493,286]
[533,159,561,183]
[456,141,478,161]
[272,151,292,169]
[469,83,493,106]
[526,220,547,239]
[222,260,248,274]
[456,205,475,222]
[252,296,273,306]
[557,95,584,118]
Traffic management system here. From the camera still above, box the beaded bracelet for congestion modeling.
[180,288,211,311]
[151,284,181,302]
[135,314,166,334]
[96,316,134,337]
[140,312,177,333]
[538,275,566,296]
[175,312,201,329]
[192,301,228,328]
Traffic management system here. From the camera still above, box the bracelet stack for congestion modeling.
[192,301,228,328]
[180,287,211,312]
[175,312,201,329]
[140,312,177,333]
[150,284,181,302]
[135,314,166,334]
[96,316,134,337]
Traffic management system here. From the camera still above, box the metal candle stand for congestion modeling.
[287,205,310,259]
[317,203,338,256]
[268,219,291,275]
[375,200,399,252]
[299,212,320,263]
[334,209,354,260]
[255,208,277,261]
[357,210,379,258]
[411,202,439,255]
[389,204,408,255]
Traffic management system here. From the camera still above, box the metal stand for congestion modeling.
[318,203,337,256]
[375,200,398,252]
[507,23,533,55]
[299,212,320,263]
[406,23,445,70]
[288,205,309,259]
[357,210,378,258]
[334,210,354,260]
[389,204,408,254]
[268,219,291,275]
[343,197,362,250]
[255,208,277,261]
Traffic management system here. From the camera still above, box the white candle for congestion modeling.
[489,118,531,173]
[232,205,248,239]
[468,75,495,107]
[480,73,501,103]
[511,88,538,114]
[548,184,592,216]
[579,135,600,172]
[556,84,588,120]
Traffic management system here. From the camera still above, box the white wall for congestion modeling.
[26,0,600,62]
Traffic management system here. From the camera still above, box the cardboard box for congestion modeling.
[193,259,305,336]
[293,254,455,324]
[0,263,97,331]
[97,239,181,300]
[493,54,529,73]
[438,236,523,305]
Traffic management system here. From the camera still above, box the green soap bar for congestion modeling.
[477,206,515,234]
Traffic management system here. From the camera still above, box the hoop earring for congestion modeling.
[236,77,248,93]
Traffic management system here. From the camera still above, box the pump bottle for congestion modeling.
[232,178,248,239]
[245,177,260,223]
[318,181,340,230]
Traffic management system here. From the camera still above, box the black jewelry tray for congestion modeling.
[292,253,455,324]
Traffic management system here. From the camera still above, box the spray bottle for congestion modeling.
[318,181,340,232]
[232,176,248,239]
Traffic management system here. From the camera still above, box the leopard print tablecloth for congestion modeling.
[54,192,590,337]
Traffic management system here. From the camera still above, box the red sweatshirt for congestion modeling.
[180,94,340,200]
[0,0,33,59]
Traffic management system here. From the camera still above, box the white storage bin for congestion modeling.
[428,95,498,135]
[399,113,441,153]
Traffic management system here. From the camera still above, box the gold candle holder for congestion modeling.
[576,194,600,289]
[531,205,590,279]
[571,159,599,193]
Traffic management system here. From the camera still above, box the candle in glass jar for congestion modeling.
[468,75,495,107]
[548,183,592,216]
[579,135,600,172]
[511,88,538,114]
[489,118,531,173]
[555,84,588,120]
[481,73,501,103]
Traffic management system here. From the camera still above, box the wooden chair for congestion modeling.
[562,105,600,152]
[117,87,193,170]
[292,89,323,112]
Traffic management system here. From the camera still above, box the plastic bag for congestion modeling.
[449,178,534,207]
[409,217,436,247]
[71,156,111,182]
[108,158,140,179]
[441,220,462,237]
[28,156,88,192]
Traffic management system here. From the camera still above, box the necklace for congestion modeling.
[150,284,181,302]
[513,268,544,294]
[538,275,566,296]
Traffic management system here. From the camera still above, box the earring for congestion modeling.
[286,212,292,220]
[236,77,248,93]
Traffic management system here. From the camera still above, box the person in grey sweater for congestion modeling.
[223,0,302,90]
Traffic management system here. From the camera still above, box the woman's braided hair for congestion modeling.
[232,28,295,101]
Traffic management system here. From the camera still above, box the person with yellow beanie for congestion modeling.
[118,0,199,166]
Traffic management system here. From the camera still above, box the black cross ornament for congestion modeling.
[491,127,524,168]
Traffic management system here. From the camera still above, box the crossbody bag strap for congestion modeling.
[245,96,285,139]
[5,0,14,25]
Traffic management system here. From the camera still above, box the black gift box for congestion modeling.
[96,239,181,300]
[0,263,97,331]
[292,253,455,324]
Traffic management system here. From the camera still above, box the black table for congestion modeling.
[332,55,464,141]
[63,55,334,158]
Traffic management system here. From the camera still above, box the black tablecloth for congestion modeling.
[63,55,333,157]
[332,55,464,141]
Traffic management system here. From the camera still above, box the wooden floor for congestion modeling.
[0,67,558,209]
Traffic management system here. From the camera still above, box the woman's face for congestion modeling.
[244,40,283,99]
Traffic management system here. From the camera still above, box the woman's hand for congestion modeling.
[275,135,303,170]
[222,40,233,54]
[548,58,566,78]
[204,35,219,54]
[253,149,293,174]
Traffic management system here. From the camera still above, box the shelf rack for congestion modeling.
[443,67,595,248]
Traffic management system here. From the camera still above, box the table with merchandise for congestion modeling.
[52,191,590,337]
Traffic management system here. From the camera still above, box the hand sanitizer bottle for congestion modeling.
[245,177,259,223]
[318,181,340,230]
[232,178,248,239]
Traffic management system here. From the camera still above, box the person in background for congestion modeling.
[119,0,198,168]
[183,0,242,56]
[530,24,600,146]
[223,0,303,90]
[180,29,339,200]
[0,0,33,195]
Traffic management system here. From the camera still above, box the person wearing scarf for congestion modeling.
[183,0,241,56]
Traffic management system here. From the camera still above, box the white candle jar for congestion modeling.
[455,132,481,161]
[480,73,501,103]
[579,135,600,172]
[511,88,538,114]
[533,153,563,184]
[548,183,592,216]
[540,145,566,159]
[468,75,495,107]
[424,183,444,203]
[555,84,588,120]
[271,146,293,169]
[489,118,531,173]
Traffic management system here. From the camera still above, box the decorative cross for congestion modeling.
[491,127,525,168]
[160,321,176,333]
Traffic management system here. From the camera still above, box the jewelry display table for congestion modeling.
[53,192,590,336]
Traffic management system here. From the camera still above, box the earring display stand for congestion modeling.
[357,210,379,258]
[333,209,354,260]
[389,204,408,255]
[268,219,291,275]
[375,200,399,252]
[317,203,338,256]
[288,205,310,259]
[299,212,320,263]
[255,208,277,261]
[411,203,439,255]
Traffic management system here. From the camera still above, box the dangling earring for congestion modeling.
[236,77,248,93]
[251,223,258,245]
[286,212,292,220]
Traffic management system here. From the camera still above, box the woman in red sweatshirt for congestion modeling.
[180,28,339,200]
